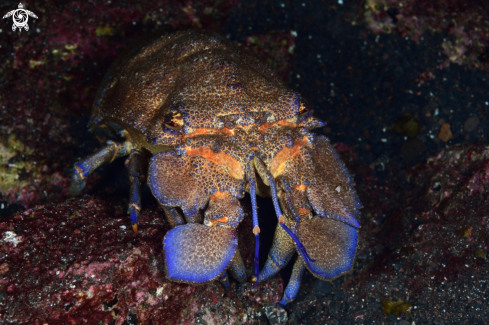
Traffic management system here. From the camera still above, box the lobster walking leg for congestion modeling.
[228,251,247,283]
[218,251,246,290]
[70,139,133,195]
[246,161,261,286]
[218,273,231,290]
[255,157,315,263]
[256,223,295,282]
[161,206,185,228]
[217,250,247,289]
[279,257,306,306]
[125,151,147,234]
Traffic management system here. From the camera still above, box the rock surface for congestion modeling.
[0,196,282,324]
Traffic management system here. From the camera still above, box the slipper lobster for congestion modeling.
[71,30,361,306]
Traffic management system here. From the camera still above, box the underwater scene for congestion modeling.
[0,0,488,324]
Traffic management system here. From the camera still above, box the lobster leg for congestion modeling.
[218,251,246,290]
[161,206,185,228]
[228,251,247,283]
[246,162,260,286]
[255,157,315,263]
[217,250,247,290]
[125,151,147,234]
[279,257,306,306]
[218,273,231,290]
[183,211,202,224]
[70,139,133,195]
[257,223,295,282]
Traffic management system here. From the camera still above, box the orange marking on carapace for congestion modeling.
[269,138,307,178]
[278,215,286,224]
[278,120,297,127]
[298,208,310,216]
[183,127,234,139]
[258,120,297,134]
[186,146,244,179]
[214,216,229,224]
[210,191,230,200]
[294,183,307,191]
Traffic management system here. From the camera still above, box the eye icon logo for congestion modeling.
[3,3,38,32]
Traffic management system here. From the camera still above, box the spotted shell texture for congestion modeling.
[92,30,298,155]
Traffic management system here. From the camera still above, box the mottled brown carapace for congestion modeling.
[73,29,361,306]
[92,30,298,155]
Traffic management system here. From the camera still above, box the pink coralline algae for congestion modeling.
[363,0,489,77]
[0,196,282,324]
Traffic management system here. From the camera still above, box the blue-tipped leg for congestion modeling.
[263,161,314,262]
[248,179,260,287]
[218,272,231,290]
[264,171,284,220]
[70,140,133,195]
[70,162,87,196]
[246,160,261,287]
[126,151,146,234]
[219,252,246,289]
[279,258,306,306]
[253,232,260,287]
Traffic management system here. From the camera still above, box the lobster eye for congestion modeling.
[163,111,183,129]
